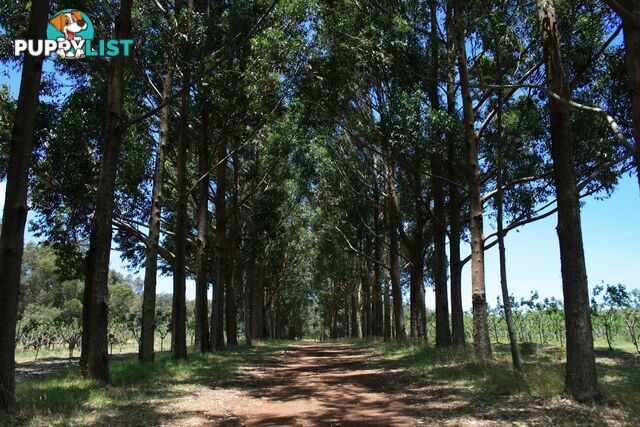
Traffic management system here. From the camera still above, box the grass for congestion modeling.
[2,340,289,426]
[15,342,140,362]
[352,338,640,418]
[5,338,638,425]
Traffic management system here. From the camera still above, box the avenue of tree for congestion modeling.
[1,0,638,411]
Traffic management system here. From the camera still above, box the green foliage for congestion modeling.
[16,243,146,359]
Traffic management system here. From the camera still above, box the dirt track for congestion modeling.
[159,342,619,426]
[167,342,421,425]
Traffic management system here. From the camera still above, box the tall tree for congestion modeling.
[494,32,522,373]
[139,53,176,362]
[430,1,451,348]
[171,0,192,361]
[195,102,211,352]
[445,1,465,349]
[80,0,134,381]
[212,133,228,351]
[386,160,406,341]
[537,0,599,400]
[227,147,240,346]
[453,0,492,360]
[372,198,384,337]
[0,0,49,410]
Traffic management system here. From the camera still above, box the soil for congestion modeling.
[156,342,624,426]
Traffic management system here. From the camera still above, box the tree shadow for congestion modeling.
[198,342,629,425]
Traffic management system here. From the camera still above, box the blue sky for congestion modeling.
[1,59,639,310]
[462,174,640,310]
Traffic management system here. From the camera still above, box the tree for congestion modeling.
[0,0,49,411]
[452,0,492,361]
[59,320,82,358]
[536,0,599,401]
[623,289,640,354]
[592,283,628,352]
[386,160,406,341]
[212,123,228,351]
[444,3,465,348]
[171,0,192,361]
[493,9,521,371]
[194,101,211,353]
[140,47,176,362]
[81,0,134,382]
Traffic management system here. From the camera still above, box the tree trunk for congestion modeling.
[372,187,384,337]
[386,161,406,341]
[212,134,228,351]
[429,0,451,349]
[0,0,48,411]
[139,54,175,363]
[433,160,452,348]
[248,260,264,340]
[409,268,418,339]
[80,0,133,381]
[453,0,492,361]
[407,177,424,340]
[445,2,465,349]
[244,259,253,346]
[361,266,371,337]
[495,42,522,373]
[537,0,599,401]
[383,271,392,342]
[350,292,360,338]
[195,102,211,352]
[409,249,428,342]
[171,24,191,361]
[226,148,240,347]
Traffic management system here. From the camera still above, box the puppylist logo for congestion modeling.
[14,9,133,59]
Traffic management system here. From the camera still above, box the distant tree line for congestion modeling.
[14,243,197,359]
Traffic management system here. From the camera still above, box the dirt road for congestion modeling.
[161,342,621,426]
[168,342,423,425]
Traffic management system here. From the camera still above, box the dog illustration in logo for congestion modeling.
[49,10,87,58]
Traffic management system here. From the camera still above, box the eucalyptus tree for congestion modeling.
[536,0,598,400]
[139,0,179,362]
[81,0,134,380]
[170,0,194,361]
[452,0,492,361]
[0,0,49,410]
[443,2,466,348]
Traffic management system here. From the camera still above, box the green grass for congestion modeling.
[2,340,289,426]
[353,338,640,417]
[15,342,140,362]
[5,338,638,425]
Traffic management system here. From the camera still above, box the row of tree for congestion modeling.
[485,285,640,354]
[301,0,637,402]
[2,0,315,411]
[0,0,638,411]
[16,243,640,362]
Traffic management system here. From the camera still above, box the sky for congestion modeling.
[1,58,639,311]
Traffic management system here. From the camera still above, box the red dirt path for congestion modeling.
[162,342,624,426]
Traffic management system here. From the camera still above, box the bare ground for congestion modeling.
[146,342,629,426]
[11,342,635,426]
